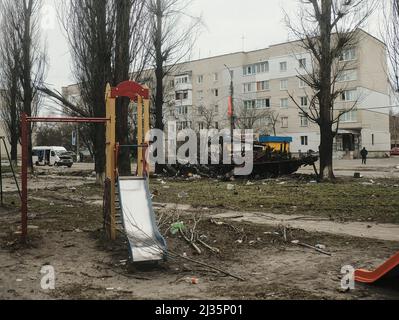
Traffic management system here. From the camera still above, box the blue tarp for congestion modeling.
[259,136,293,143]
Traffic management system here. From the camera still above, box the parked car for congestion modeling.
[391,147,399,156]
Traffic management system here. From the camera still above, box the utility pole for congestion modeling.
[224,64,234,163]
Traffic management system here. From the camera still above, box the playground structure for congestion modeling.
[16,80,399,279]
[20,80,167,263]
[355,252,399,284]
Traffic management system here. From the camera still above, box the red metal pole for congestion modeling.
[26,117,109,124]
[21,113,28,242]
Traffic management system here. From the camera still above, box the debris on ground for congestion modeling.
[170,222,185,235]
[291,240,332,256]
[178,192,189,199]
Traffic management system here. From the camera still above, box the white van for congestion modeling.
[32,147,74,168]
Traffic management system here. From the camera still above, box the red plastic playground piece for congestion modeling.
[355,251,399,284]
[110,80,149,101]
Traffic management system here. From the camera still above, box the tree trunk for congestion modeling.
[319,126,335,180]
[92,1,111,184]
[22,1,34,173]
[114,0,132,176]
[154,0,165,174]
[10,69,19,164]
[93,122,106,185]
[318,0,335,180]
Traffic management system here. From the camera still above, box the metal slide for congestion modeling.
[118,177,167,263]
[355,251,399,284]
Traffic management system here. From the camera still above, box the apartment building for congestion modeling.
[62,29,392,159]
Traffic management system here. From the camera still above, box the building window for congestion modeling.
[197,90,204,100]
[281,117,288,128]
[243,65,255,76]
[256,61,269,73]
[257,80,270,91]
[214,105,219,114]
[301,136,309,146]
[300,96,308,107]
[198,122,205,130]
[215,122,219,129]
[256,98,271,109]
[280,79,288,90]
[176,90,189,100]
[175,75,189,84]
[341,89,357,102]
[213,73,219,81]
[243,82,255,93]
[299,58,307,69]
[280,98,288,108]
[177,106,189,115]
[212,89,219,97]
[337,69,357,82]
[169,80,175,88]
[341,110,358,122]
[300,116,309,127]
[280,61,287,72]
[244,100,256,109]
[339,48,357,61]
[372,134,375,146]
[177,121,192,130]
[197,75,204,84]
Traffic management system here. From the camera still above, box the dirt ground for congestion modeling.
[0,172,398,300]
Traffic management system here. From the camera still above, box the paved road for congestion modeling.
[3,157,399,179]
[298,157,399,178]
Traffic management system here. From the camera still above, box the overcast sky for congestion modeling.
[43,0,383,92]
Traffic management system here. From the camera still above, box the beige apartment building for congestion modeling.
[62,29,392,159]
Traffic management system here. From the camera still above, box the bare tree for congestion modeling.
[114,0,149,175]
[268,111,280,137]
[0,0,47,168]
[0,0,22,166]
[56,1,150,180]
[383,0,399,92]
[20,0,47,169]
[60,0,114,183]
[235,101,275,135]
[286,0,376,180]
[146,0,201,172]
[197,104,217,130]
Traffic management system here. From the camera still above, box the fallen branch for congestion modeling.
[176,253,245,281]
[80,272,113,279]
[292,241,332,256]
[180,229,202,255]
[197,238,221,254]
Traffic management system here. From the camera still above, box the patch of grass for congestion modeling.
[150,178,399,224]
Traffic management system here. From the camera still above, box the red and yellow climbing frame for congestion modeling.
[20,81,151,242]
